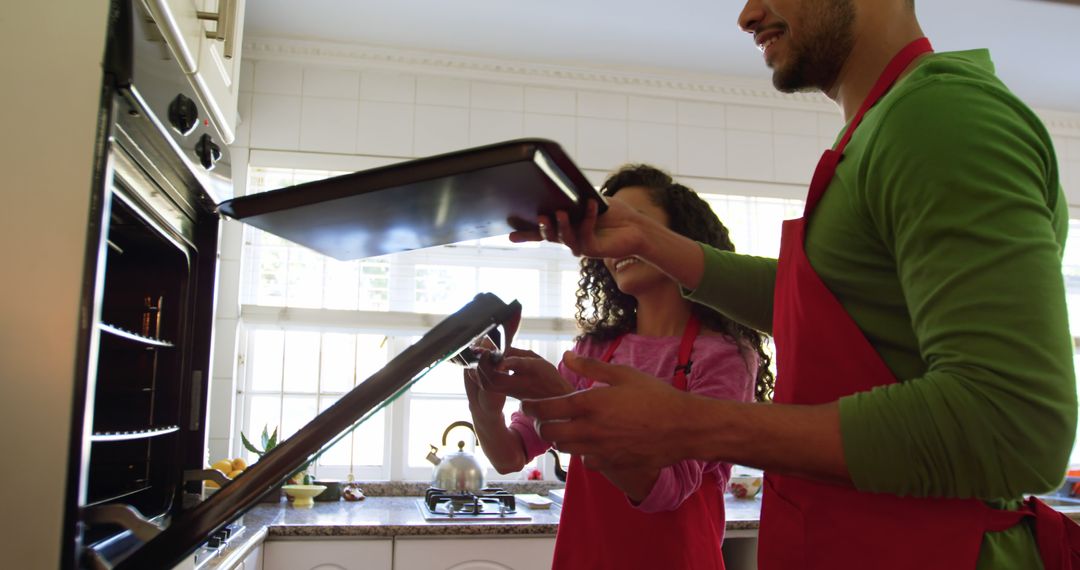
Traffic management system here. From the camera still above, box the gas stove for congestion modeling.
[417,487,531,521]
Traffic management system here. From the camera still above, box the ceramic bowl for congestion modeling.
[282,484,327,508]
[728,475,763,499]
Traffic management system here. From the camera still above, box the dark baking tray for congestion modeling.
[217,138,606,260]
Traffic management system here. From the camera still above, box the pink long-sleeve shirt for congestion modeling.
[509,331,757,512]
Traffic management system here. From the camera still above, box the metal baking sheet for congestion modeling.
[216,138,606,260]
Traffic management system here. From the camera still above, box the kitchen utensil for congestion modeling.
[426,421,485,495]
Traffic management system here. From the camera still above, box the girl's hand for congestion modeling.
[474,347,574,401]
[509,199,651,260]
[463,366,507,418]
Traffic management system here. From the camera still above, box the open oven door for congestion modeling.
[95,292,521,570]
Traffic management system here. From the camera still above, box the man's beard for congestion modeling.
[772,0,856,94]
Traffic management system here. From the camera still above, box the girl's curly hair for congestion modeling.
[574,164,774,402]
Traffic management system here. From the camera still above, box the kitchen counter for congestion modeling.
[197,491,1080,568]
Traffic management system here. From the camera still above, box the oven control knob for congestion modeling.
[195,134,221,171]
[168,94,198,136]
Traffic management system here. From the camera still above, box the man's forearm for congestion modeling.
[636,217,707,291]
[678,396,851,485]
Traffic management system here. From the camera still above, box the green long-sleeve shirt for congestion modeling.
[687,49,1076,568]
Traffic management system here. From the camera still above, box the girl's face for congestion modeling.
[602,186,672,296]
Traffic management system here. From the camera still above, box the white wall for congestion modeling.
[0,1,111,567]
[207,37,1080,457]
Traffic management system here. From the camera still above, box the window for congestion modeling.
[233,166,800,482]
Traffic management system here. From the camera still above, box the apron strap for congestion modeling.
[590,314,700,391]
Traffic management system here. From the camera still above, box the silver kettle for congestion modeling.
[425,420,485,495]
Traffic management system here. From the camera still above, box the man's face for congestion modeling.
[738,0,857,94]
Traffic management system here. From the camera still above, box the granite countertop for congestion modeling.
[199,483,1080,569]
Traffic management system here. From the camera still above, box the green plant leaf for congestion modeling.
[260,425,270,449]
[241,431,262,456]
[267,427,278,451]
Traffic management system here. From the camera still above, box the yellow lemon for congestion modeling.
[227,469,243,479]
[211,459,233,473]
[205,479,220,489]
[231,458,247,471]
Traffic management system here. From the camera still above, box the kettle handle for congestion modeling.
[441,420,477,447]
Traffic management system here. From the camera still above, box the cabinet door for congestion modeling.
[263,539,393,570]
[191,0,246,143]
[242,541,264,570]
[144,0,203,73]
[393,537,555,570]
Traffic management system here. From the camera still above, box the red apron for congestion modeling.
[552,315,727,570]
[760,37,1079,569]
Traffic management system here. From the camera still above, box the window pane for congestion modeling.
[286,248,325,309]
[249,329,284,392]
[410,360,465,395]
[323,259,359,310]
[352,407,386,468]
[282,331,321,393]
[415,265,476,314]
[408,398,472,469]
[249,244,288,306]
[479,267,540,317]
[243,395,282,463]
[280,395,318,440]
[356,334,390,382]
[320,333,357,393]
[359,262,391,311]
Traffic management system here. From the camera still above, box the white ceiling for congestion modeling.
[245,0,1080,114]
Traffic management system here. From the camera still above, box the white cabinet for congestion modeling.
[144,0,245,144]
[190,0,246,144]
[263,539,393,570]
[238,541,264,570]
[393,537,556,570]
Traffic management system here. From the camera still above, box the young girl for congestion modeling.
[464,164,773,570]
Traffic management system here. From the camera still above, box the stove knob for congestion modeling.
[168,94,198,136]
[195,134,221,171]
[207,536,223,548]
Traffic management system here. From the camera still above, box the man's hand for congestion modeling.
[508,199,650,260]
[521,351,695,471]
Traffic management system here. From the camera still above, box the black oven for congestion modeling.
[65,0,229,567]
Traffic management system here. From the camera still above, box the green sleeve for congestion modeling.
[839,80,1076,500]
[683,244,778,335]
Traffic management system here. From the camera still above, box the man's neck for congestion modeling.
[828,13,926,122]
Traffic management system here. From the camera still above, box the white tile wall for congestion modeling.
[773,109,820,136]
[413,105,469,156]
[252,61,303,95]
[471,82,524,111]
[678,126,726,178]
[360,71,416,103]
[417,76,470,107]
[727,130,775,181]
[578,91,628,120]
[818,111,845,138]
[629,96,677,124]
[300,97,358,154]
[303,68,360,99]
[523,113,576,154]
[249,93,302,150]
[628,122,678,173]
[576,117,628,170]
[677,101,726,128]
[357,100,414,156]
[774,134,821,185]
[469,109,524,146]
[727,105,773,133]
[524,87,576,115]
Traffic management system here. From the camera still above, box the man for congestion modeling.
[506,0,1077,567]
